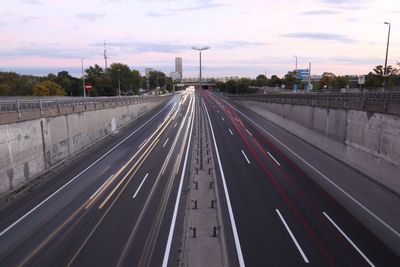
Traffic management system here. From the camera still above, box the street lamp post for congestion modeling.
[191,46,210,90]
[383,22,391,89]
[293,55,298,73]
[117,69,121,96]
[81,58,86,98]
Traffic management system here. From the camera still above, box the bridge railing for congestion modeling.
[228,91,400,114]
[0,95,168,114]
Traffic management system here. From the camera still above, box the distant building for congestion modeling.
[175,57,182,78]
[169,72,181,81]
[145,68,153,77]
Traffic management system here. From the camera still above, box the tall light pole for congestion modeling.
[81,58,86,98]
[117,69,121,96]
[293,56,298,92]
[383,22,391,89]
[191,46,210,90]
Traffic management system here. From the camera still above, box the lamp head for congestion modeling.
[384,22,390,25]
[191,46,210,51]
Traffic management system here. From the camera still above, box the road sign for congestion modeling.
[85,84,93,91]
[358,76,365,85]
[296,69,309,80]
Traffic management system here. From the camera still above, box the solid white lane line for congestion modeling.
[245,128,252,136]
[174,122,177,128]
[228,128,234,135]
[0,99,175,238]
[218,97,400,239]
[241,150,251,164]
[276,209,309,263]
[162,94,195,267]
[163,138,170,148]
[323,212,375,267]
[202,99,245,267]
[133,173,149,198]
[267,151,281,166]
[138,138,148,149]
[89,174,114,200]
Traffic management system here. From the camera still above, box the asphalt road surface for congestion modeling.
[200,90,400,267]
[0,88,399,267]
[0,90,195,266]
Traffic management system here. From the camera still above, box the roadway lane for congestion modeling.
[201,90,400,266]
[0,90,196,266]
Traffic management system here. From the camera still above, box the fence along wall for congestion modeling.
[232,93,400,195]
[0,96,169,196]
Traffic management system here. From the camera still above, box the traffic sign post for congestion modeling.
[358,76,365,92]
[85,84,92,97]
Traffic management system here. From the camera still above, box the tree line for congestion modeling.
[1,63,399,96]
[216,64,400,94]
[0,63,175,96]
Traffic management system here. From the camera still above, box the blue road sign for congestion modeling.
[296,69,309,80]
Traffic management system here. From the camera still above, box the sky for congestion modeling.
[0,0,399,78]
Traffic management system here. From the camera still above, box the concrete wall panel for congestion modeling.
[0,98,166,196]
[236,100,400,194]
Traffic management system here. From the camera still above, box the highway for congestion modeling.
[199,90,400,266]
[0,90,195,266]
[0,88,399,266]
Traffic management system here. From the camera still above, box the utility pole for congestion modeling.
[308,62,312,92]
[117,69,121,96]
[383,22,391,90]
[81,58,86,98]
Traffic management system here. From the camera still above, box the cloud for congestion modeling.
[21,16,40,24]
[20,0,42,5]
[146,12,174,17]
[76,13,106,21]
[329,56,383,65]
[92,40,188,53]
[301,9,340,15]
[214,40,267,49]
[284,32,354,43]
[146,0,225,17]
[0,44,100,59]
[319,0,366,9]
[101,0,121,3]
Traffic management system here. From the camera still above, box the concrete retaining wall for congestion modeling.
[0,99,165,196]
[235,100,400,194]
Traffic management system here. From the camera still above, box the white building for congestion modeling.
[145,68,153,77]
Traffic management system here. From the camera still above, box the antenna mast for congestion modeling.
[104,41,108,71]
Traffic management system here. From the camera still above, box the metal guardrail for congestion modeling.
[0,95,168,114]
[229,92,400,110]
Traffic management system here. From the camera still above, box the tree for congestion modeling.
[148,71,166,90]
[32,81,65,96]
[130,70,141,94]
[319,72,336,91]
[85,64,104,85]
[56,71,80,96]
[256,74,268,87]
[282,71,297,88]
[268,75,282,87]
[107,63,132,95]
